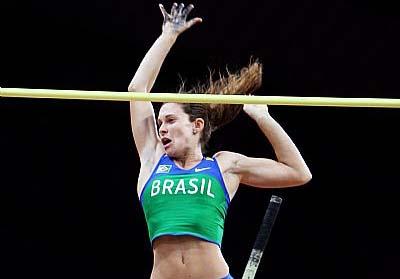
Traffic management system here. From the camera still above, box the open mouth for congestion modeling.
[161,138,172,147]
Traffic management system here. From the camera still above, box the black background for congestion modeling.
[1,1,399,278]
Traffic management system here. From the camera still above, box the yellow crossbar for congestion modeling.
[1,88,399,108]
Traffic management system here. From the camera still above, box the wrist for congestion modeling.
[252,111,272,124]
[160,32,179,42]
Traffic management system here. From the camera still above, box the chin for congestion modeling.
[165,148,184,159]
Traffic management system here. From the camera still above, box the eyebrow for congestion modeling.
[157,114,176,123]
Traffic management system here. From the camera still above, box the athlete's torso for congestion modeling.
[140,154,231,245]
[137,152,239,201]
[137,152,240,279]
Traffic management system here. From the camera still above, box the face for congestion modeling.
[157,103,202,157]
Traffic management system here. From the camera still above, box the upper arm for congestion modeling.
[219,151,311,188]
[129,99,162,163]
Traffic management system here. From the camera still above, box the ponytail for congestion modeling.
[178,59,263,148]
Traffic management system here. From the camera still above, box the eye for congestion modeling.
[166,118,176,124]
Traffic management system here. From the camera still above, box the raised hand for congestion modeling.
[159,3,202,35]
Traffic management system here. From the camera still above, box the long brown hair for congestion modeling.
[174,60,263,148]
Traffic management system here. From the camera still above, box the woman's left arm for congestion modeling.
[225,104,312,188]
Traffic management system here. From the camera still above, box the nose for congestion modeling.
[159,123,167,136]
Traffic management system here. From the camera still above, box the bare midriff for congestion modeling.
[150,235,229,279]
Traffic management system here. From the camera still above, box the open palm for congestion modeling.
[159,3,202,35]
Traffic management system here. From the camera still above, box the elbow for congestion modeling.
[302,171,313,184]
[296,169,312,186]
[287,166,312,187]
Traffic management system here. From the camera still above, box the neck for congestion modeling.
[172,145,203,169]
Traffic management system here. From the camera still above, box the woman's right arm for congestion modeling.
[128,32,178,164]
[128,3,202,163]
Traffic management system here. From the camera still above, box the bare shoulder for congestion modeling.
[213,151,246,172]
[214,150,246,162]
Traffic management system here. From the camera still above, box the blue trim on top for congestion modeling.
[212,155,231,206]
[151,232,222,248]
[165,155,205,173]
